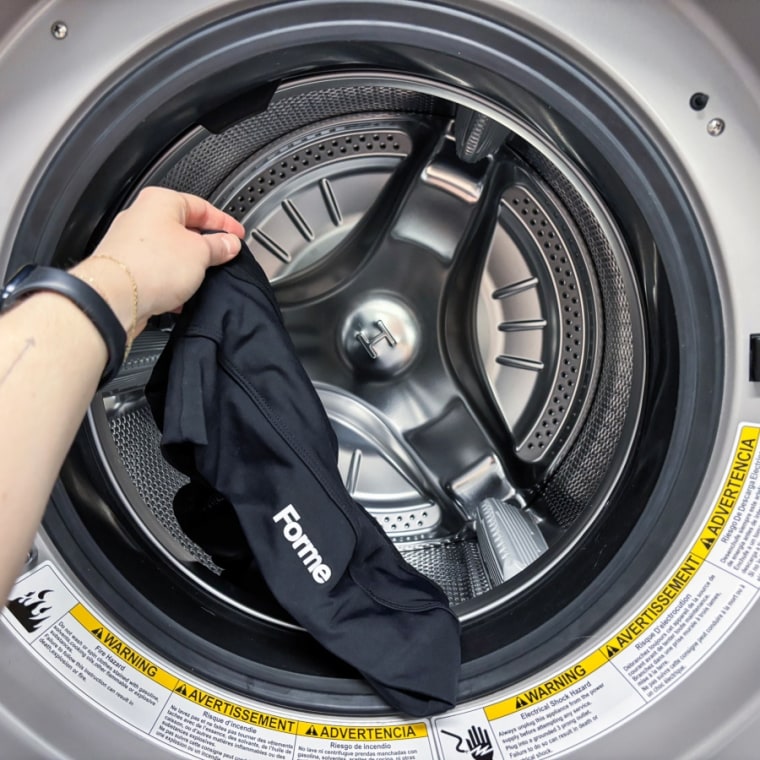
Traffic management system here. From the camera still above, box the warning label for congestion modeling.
[615,568,749,700]
[72,604,176,689]
[154,700,293,759]
[6,424,760,760]
[2,563,433,760]
[709,435,760,581]
[507,661,604,713]
[172,682,296,734]
[435,424,760,758]
[295,734,430,759]
[599,552,703,661]
[495,670,639,759]
[297,722,426,741]
[294,721,430,757]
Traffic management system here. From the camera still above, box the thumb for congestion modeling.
[204,232,243,266]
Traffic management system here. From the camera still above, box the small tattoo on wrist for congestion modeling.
[0,337,36,387]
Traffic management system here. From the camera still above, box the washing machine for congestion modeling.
[2,1,760,758]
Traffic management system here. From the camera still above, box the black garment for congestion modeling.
[146,245,461,717]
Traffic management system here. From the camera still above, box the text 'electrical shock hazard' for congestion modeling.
[6,426,760,760]
[485,426,760,720]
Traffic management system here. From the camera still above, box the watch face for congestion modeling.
[0,264,37,311]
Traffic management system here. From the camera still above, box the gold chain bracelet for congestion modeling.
[90,255,139,358]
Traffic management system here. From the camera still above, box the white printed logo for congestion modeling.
[272,504,332,584]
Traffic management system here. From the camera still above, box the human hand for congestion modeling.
[72,187,245,338]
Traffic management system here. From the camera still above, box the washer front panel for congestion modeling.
[2,2,760,759]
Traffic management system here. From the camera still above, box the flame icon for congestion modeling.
[7,589,54,632]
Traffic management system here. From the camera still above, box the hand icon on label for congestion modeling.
[442,725,494,760]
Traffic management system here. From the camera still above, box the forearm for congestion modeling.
[0,262,125,599]
[0,189,243,600]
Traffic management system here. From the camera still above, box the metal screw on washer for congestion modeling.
[707,118,725,136]
[50,21,68,40]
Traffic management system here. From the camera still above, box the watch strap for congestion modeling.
[0,264,126,387]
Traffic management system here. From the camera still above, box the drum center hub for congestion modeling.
[339,296,420,378]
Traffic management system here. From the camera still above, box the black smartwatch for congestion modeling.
[0,264,126,387]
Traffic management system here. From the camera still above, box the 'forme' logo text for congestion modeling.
[272,504,332,584]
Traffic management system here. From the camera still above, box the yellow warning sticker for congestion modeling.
[173,681,297,733]
[493,656,606,715]
[693,430,758,557]
[485,425,760,721]
[298,721,427,741]
[72,600,426,744]
[71,604,178,690]
[599,552,703,660]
